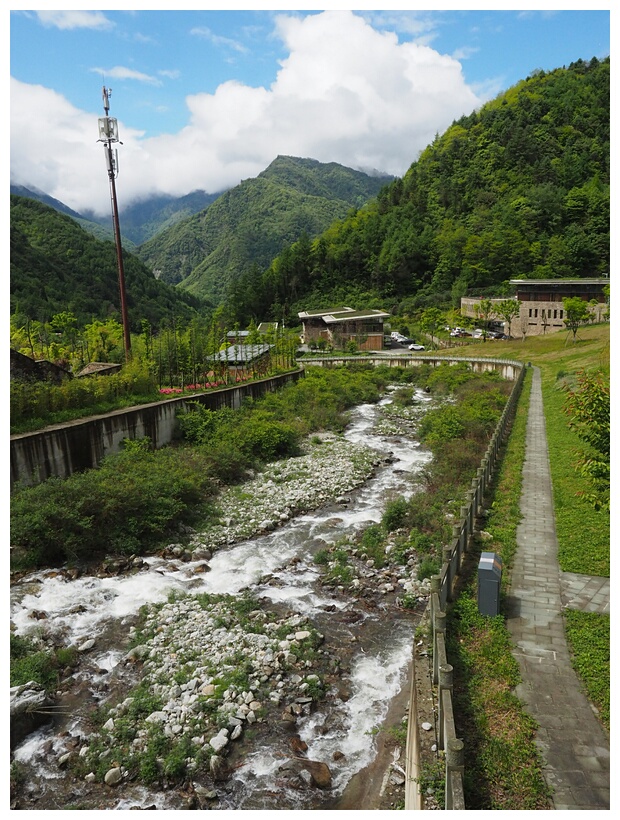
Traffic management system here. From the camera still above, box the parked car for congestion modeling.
[408,343,425,351]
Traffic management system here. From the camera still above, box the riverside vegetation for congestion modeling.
[11,362,519,807]
[10,329,609,809]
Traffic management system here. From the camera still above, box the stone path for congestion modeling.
[504,366,610,810]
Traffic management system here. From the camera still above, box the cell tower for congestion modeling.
[98,86,131,360]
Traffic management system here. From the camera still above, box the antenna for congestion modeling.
[98,88,131,361]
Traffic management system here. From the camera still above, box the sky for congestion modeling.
[8,4,612,217]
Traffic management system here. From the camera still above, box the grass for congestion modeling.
[456,323,610,577]
[446,368,552,809]
[563,609,610,730]
[442,324,609,806]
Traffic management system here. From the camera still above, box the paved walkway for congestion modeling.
[504,366,610,810]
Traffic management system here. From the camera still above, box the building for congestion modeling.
[10,349,72,383]
[461,278,608,337]
[208,344,273,375]
[298,306,390,351]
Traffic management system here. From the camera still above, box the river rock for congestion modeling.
[10,681,53,749]
[209,755,229,782]
[77,638,95,652]
[299,759,333,789]
[209,729,229,752]
[104,767,123,786]
[290,736,308,754]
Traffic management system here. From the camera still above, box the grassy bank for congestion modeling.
[444,324,610,791]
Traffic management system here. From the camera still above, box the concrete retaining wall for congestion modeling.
[301,355,522,381]
[11,371,303,489]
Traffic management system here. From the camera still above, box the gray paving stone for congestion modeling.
[504,366,609,810]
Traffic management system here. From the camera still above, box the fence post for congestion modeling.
[438,663,453,749]
[445,738,465,810]
[433,609,446,684]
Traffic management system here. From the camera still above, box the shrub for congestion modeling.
[10,634,60,689]
[10,445,215,570]
[382,497,409,532]
[417,556,441,581]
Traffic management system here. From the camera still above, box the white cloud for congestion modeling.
[90,66,163,86]
[190,26,248,54]
[36,11,114,31]
[11,10,483,216]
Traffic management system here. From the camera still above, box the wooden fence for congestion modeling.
[406,360,527,809]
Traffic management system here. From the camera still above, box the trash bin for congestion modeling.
[478,552,502,616]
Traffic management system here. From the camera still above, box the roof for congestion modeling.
[322,309,391,323]
[76,362,122,377]
[509,278,609,286]
[209,344,273,363]
[257,322,278,333]
[226,330,251,338]
[298,306,354,319]
[298,307,390,322]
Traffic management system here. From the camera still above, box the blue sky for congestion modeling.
[9,5,612,216]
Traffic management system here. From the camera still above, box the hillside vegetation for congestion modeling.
[10,195,206,328]
[226,58,609,325]
[11,184,221,248]
[136,155,393,302]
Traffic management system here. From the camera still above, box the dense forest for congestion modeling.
[10,196,206,329]
[136,156,393,302]
[222,58,609,327]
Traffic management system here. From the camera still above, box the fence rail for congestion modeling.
[406,359,526,809]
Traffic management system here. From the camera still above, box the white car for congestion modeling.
[408,343,425,351]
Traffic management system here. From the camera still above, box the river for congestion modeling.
[10,389,434,810]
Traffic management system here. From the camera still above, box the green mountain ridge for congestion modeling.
[135,155,393,303]
[234,57,609,325]
[10,195,206,329]
[10,59,609,336]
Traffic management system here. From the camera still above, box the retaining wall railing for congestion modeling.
[405,359,526,810]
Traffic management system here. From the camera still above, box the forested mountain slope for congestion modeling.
[11,184,221,249]
[136,155,393,303]
[236,58,609,324]
[10,195,205,328]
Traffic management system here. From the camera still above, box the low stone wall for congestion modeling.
[302,354,522,382]
[10,371,303,489]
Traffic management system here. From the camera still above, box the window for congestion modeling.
[529,309,532,318]
[534,309,538,318]
[560,310,563,319]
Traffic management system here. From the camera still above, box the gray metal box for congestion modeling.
[478,552,502,616]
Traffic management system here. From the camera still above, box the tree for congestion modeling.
[563,369,610,511]
[495,299,520,337]
[474,298,495,341]
[419,307,445,349]
[562,297,591,343]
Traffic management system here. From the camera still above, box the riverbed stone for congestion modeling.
[104,767,123,786]
[209,729,229,752]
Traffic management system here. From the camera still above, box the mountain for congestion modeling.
[81,189,223,246]
[11,183,222,249]
[10,195,206,328]
[243,57,609,322]
[10,184,85,220]
[135,156,394,303]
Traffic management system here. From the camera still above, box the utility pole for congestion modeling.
[98,86,131,360]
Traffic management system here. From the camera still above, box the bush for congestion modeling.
[10,634,66,689]
[10,445,215,570]
[382,497,409,532]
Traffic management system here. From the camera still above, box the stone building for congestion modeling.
[461,278,608,337]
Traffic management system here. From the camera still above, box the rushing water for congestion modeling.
[11,389,433,810]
